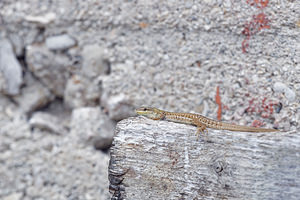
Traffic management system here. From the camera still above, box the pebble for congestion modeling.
[101,93,136,121]
[13,72,54,114]
[81,44,111,78]
[26,44,71,97]
[8,34,24,57]
[45,34,76,51]
[70,107,115,150]
[25,12,56,25]
[3,192,23,200]
[0,39,23,95]
[273,82,296,102]
[64,74,102,109]
[29,112,66,135]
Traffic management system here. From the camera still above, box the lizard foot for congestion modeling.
[196,124,207,139]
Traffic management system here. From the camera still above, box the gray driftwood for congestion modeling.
[109,117,300,200]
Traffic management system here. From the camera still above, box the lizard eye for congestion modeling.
[143,108,148,111]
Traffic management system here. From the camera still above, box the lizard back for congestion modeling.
[164,111,277,132]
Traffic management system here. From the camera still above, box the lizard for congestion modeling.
[135,107,279,135]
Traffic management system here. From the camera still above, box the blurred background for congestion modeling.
[0,0,299,200]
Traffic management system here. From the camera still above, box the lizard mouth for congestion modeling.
[135,108,148,115]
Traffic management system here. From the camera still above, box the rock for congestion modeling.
[81,44,110,78]
[29,112,66,135]
[273,82,296,102]
[25,12,56,26]
[13,72,54,114]
[70,107,115,150]
[0,71,6,92]
[45,34,76,51]
[8,34,24,57]
[26,44,71,97]
[101,93,136,121]
[94,137,113,150]
[0,39,23,95]
[64,74,102,109]
[38,99,72,127]
[3,192,23,200]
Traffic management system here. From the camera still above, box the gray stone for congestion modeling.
[273,82,296,102]
[0,39,23,95]
[29,112,66,135]
[64,74,102,109]
[25,12,56,26]
[0,72,6,92]
[26,44,70,97]
[13,72,54,114]
[81,44,110,78]
[70,107,115,149]
[45,34,76,51]
[8,34,24,57]
[101,93,136,121]
[3,192,23,200]
[93,137,113,150]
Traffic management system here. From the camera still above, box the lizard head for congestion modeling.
[135,107,165,120]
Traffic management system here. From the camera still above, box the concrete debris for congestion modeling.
[64,74,102,109]
[0,39,23,95]
[25,12,56,25]
[8,34,24,57]
[101,93,136,121]
[29,112,66,135]
[26,44,71,97]
[70,107,115,150]
[46,34,76,51]
[3,192,23,200]
[13,72,54,114]
[81,44,110,78]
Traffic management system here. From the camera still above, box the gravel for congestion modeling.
[273,82,296,102]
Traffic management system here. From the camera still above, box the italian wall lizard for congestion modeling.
[135,107,279,134]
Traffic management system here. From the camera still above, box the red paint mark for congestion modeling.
[242,1,270,53]
[246,0,269,8]
[255,13,271,31]
[215,86,222,121]
[242,36,250,53]
[245,97,277,118]
[252,120,264,127]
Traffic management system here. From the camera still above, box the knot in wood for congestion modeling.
[212,160,226,175]
[215,163,223,173]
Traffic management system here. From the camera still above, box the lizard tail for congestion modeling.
[219,122,279,132]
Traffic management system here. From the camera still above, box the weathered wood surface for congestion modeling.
[109,117,300,200]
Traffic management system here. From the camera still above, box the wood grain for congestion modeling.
[109,117,300,200]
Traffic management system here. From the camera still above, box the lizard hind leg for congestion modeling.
[195,124,207,139]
